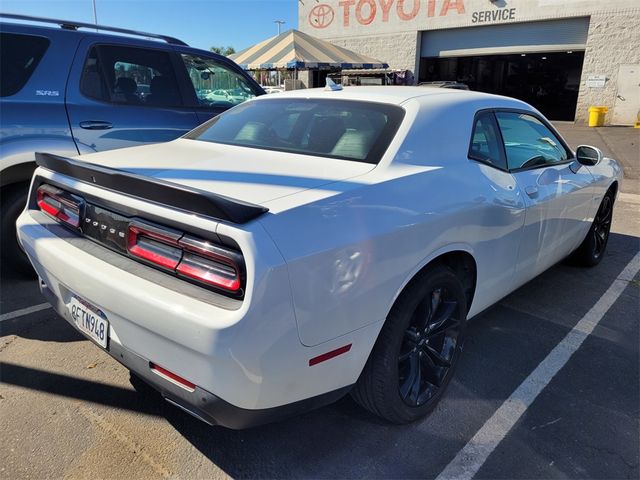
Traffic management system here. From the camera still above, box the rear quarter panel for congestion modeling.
[260,94,529,347]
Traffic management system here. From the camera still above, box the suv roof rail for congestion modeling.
[0,13,189,46]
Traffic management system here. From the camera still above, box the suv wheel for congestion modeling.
[1,184,35,277]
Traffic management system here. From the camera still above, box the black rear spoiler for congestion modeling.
[35,152,268,224]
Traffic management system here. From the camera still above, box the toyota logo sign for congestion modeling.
[309,4,335,29]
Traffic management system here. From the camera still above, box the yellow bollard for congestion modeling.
[588,106,608,127]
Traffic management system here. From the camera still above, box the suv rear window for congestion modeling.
[80,45,183,107]
[1,33,50,97]
[187,98,405,164]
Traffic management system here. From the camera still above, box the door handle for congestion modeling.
[617,95,626,101]
[525,185,539,198]
[79,121,113,130]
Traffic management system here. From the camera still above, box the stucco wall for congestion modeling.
[300,0,640,124]
[324,31,420,75]
[575,10,640,124]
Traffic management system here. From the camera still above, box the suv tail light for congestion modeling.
[36,184,82,229]
[126,223,243,295]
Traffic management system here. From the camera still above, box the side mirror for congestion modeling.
[575,145,603,166]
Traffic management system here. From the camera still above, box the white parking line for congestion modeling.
[0,303,50,322]
[436,251,640,480]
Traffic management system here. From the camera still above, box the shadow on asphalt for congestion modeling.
[0,362,167,417]
[162,232,640,478]
[1,232,638,478]
[0,263,37,283]
[0,313,84,343]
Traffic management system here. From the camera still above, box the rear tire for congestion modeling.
[352,264,468,424]
[571,190,614,267]
[1,184,35,277]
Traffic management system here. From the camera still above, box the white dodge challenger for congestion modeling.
[17,86,621,428]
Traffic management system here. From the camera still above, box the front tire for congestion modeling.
[352,264,468,424]
[571,190,614,267]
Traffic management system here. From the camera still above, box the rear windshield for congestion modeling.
[1,33,50,97]
[186,98,405,164]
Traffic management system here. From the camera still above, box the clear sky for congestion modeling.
[1,0,299,52]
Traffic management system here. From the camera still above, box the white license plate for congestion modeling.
[68,296,109,348]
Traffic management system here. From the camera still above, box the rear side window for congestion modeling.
[80,45,183,107]
[187,98,405,164]
[1,33,50,97]
[469,112,506,170]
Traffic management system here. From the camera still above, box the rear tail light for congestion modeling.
[177,236,242,292]
[126,223,244,295]
[127,221,182,270]
[36,184,82,229]
[34,183,244,298]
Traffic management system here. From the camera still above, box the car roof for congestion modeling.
[0,18,186,50]
[0,18,240,67]
[259,86,527,108]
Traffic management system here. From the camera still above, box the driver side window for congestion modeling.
[495,112,568,170]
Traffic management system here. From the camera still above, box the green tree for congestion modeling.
[210,46,236,56]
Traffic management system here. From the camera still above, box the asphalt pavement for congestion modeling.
[1,125,638,479]
[554,124,639,194]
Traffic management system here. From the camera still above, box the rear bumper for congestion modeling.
[17,204,373,423]
[40,276,350,429]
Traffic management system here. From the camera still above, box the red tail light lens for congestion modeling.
[127,221,182,270]
[36,184,82,229]
[177,236,242,293]
[126,222,244,295]
[34,183,245,298]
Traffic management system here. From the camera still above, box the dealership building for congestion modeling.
[299,0,640,124]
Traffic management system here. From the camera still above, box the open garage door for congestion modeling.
[419,18,589,120]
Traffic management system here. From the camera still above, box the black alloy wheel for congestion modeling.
[398,287,461,407]
[571,190,615,267]
[592,193,613,260]
[352,264,468,424]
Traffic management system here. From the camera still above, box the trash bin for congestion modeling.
[588,106,608,127]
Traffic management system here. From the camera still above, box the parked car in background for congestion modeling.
[261,85,285,94]
[419,81,470,90]
[17,87,621,428]
[0,13,263,274]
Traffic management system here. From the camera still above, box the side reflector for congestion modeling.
[309,344,352,366]
[150,363,196,392]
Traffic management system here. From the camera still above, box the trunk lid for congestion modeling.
[74,138,375,205]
